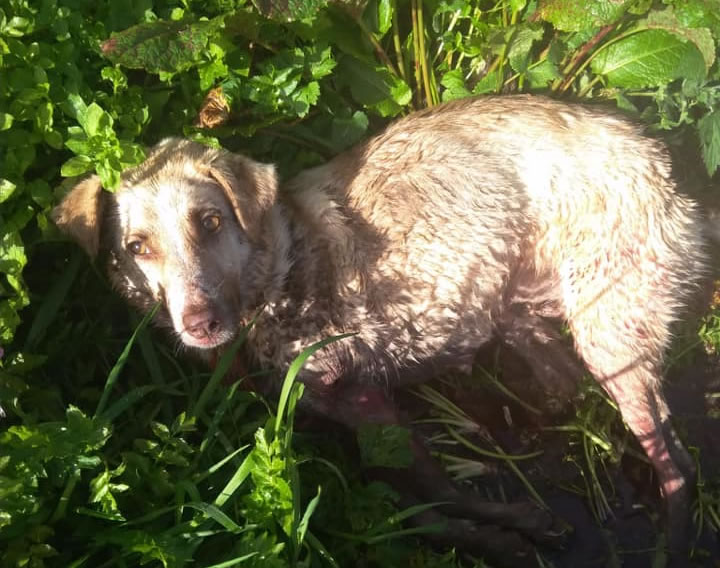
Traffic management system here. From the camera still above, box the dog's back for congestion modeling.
[282,96,705,382]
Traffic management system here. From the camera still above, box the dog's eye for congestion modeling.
[127,240,150,256]
[202,214,221,233]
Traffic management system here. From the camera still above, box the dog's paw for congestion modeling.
[500,501,572,547]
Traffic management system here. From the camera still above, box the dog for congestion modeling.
[54,95,709,564]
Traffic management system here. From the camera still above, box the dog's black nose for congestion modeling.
[183,309,221,339]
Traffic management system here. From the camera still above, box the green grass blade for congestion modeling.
[24,251,83,350]
[100,384,159,422]
[305,531,340,568]
[303,457,349,492]
[274,333,355,437]
[95,304,159,418]
[199,381,242,458]
[205,445,249,477]
[213,449,255,508]
[296,486,321,548]
[367,502,449,536]
[191,318,255,421]
[365,523,446,544]
[203,553,260,568]
[183,502,245,533]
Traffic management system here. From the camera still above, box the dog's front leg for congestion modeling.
[302,379,566,563]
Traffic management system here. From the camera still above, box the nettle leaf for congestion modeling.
[526,58,561,88]
[538,0,631,32]
[646,7,716,70]
[307,44,336,79]
[0,231,27,278]
[440,69,472,102]
[590,29,706,88]
[245,429,294,535]
[698,110,720,176]
[507,25,544,74]
[252,0,328,22]
[670,0,720,34]
[101,18,223,74]
[292,81,320,117]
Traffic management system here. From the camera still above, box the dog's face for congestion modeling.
[53,138,278,350]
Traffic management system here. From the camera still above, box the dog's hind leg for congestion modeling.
[496,301,584,413]
[560,244,698,558]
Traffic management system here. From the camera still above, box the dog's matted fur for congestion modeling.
[54,94,709,563]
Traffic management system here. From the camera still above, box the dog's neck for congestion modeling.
[264,185,360,304]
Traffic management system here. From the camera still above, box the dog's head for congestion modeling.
[53,138,279,349]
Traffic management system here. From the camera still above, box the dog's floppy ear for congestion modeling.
[205,153,278,242]
[52,175,104,258]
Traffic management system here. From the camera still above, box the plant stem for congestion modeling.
[413,0,437,106]
[391,0,408,82]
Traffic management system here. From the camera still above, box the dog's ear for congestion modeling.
[206,153,278,242]
[52,175,104,258]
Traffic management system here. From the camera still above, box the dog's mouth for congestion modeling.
[181,328,235,349]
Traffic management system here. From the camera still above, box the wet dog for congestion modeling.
[54,95,709,564]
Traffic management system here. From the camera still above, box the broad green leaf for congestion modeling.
[44,130,63,149]
[35,101,53,132]
[83,103,107,137]
[440,69,471,102]
[0,231,27,278]
[538,0,631,32]
[307,45,336,79]
[101,18,223,74]
[96,160,121,190]
[60,155,93,177]
[669,0,720,35]
[646,7,716,69]
[331,110,369,149]
[28,180,52,209]
[292,81,320,117]
[252,0,328,22]
[591,29,706,88]
[337,56,410,117]
[507,25,544,74]
[0,178,17,203]
[0,112,13,130]
[526,59,561,88]
[65,132,91,155]
[377,0,393,35]
[64,93,88,123]
[698,110,720,176]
